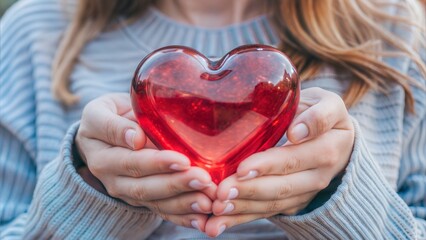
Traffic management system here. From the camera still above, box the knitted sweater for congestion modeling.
[1,0,425,239]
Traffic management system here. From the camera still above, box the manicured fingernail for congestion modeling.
[220,202,234,214]
[291,123,309,142]
[238,170,258,181]
[125,129,136,149]
[226,188,239,200]
[189,179,211,190]
[191,220,201,231]
[191,202,204,213]
[216,225,226,237]
[169,163,188,171]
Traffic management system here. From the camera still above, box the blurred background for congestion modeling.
[1,0,16,16]
[1,0,426,17]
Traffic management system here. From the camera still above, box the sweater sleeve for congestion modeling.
[0,1,162,239]
[1,123,162,240]
[269,63,426,238]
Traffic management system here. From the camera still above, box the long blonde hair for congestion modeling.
[52,0,426,112]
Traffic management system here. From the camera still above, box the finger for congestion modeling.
[217,170,329,201]
[201,182,218,200]
[122,109,156,149]
[236,146,305,179]
[129,191,213,215]
[111,167,214,202]
[81,93,146,150]
[89,148,191,178]
[212,191,315,216]
[236,133,336,178]
[286,87,352,144]
[122,107,137,122]
[204,214,271,238]
[294,94,317,116]
[121,107,159,149]
[163,213,209,232]
[120,107,158,149]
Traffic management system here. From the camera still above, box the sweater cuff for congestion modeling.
[24,122,162,239]
[269,118,416,239]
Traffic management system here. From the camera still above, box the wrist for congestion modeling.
[77,166,109,195]
[72,136,109,195]
[72,138,86,169]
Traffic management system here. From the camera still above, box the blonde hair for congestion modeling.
[52,0,426,112]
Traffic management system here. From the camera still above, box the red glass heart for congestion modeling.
[131,45,300,184]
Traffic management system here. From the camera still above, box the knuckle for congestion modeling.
[330,92,345,105]
[81,102,98,126]
[176,198,190,213]
[237,202,249,214]
[281,156,301,174]
[86,98,99,109]
[82,101,94,117]
[105,117,119,145]
[150,201,162,213]
[129,183,149,201]
[167,180,182,196]
[266,200,282,213]
[77,125,90,139]
[245,185,257,199]
[312,87,324,93]
[277,182,293,198]
[316,176,330,190]
[314,113,330,134]
[177,216,192,228]
[178,218,187,228]
[122,157,142,178]
[153,151,169,172]
[305,110,325,136]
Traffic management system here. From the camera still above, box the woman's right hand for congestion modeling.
[75,93,215,232]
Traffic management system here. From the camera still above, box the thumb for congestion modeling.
[286,87,351,144]
[81,93,147,150]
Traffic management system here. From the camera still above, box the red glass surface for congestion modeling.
[131,45,300,184]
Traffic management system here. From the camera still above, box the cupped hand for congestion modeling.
[76,93,216,231]
[204,87,355,237]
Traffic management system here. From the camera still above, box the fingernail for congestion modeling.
[216,225,226,237]
[291,123,309,142]
[220,202,234,215]
[238,170,258,181]
[226,188,239,200]
[191,220,201,231]
[125,129,136,149]
[191,202,204,213]
[169,163,188,171]
[189,179,211,190]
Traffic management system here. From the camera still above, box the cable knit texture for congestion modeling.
[1,0,425,239]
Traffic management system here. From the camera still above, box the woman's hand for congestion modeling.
[75,93,216,231]
[204,87,355,237]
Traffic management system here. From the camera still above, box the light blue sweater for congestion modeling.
[1,0,425,239]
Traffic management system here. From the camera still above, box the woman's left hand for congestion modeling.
[204,87,355,237]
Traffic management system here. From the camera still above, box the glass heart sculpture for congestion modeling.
[131,45,300,184]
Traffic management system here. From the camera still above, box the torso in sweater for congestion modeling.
[1,0,425,239]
